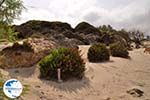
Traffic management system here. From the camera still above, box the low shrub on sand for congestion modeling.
[39,48,85,81]
[88,43,110,62]
[110,42,129,58]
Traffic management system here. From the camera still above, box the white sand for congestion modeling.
[1,45,150,100]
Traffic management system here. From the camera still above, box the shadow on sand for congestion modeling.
[4,66,37,78]
[3,65,91,93]
[89,60,114,64]
[40,76,91,93]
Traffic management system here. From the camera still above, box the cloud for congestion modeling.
[14,0,150,35]
[82,0,150,34]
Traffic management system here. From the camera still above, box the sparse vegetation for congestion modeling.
[110,42,129,58]
[98,25,131,47]
[88,43,110,62]
[39,48,85,81]
[129,30,144,48]
[0,25,18,42]
[0,0,24,43]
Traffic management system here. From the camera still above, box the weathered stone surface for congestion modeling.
[74,22,101,35]
[14,20,102,45]
[14,20,74,38]
[13,20,130,47]
[83,34,101,44]
[74,22,102,44]
[113,35,128,47]
[0,38,56,68]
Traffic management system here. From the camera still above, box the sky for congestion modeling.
[14,0,150,35]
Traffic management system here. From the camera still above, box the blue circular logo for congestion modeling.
[3,79,23,99]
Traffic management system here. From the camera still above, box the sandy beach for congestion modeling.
[0,45,150,100]
[1,0,150,99]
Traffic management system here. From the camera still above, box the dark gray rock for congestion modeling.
[127,88,144,97]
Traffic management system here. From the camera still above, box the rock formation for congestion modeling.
[13,20,102,45]
[0,38,56,68]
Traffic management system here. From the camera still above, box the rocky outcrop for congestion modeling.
[83,34,101,44]
[99,33,113,45]
[0,38,56,68]
[14,20,74,38]
[0,20,133,69]
[74,22,101,35]
[74,22,102,44]
[113,34,128,47]
[13,20,131,46]
[14,20,102,45]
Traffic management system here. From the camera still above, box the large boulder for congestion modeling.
[84,34,101,44]
[31,33,82,49]
[74,22,102,44]
[112,35,128,47]
[75,22,101,35]
[51,35,82,49]
[0,38,56,68]
[99,32,114,45]
[62,30,89,45]
[14,20,74,38]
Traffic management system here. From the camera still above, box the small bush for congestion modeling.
[88,43,110,62]
[39,48,85,81]
[110,42,129,58]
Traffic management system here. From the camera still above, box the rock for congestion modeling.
[127,88,144,97]
[0,38,56,68]
[56,38,80,49]
[100,33,113,45]
[53,34,67,41]
[111,34,128,47]
[65,38,84,45]
[74,22,102,44]
[13,20,132,47]
[14,25,34,38]
[46,34,80,48]
[75,22,101,35]
[14,20,74,38]
[14,20,87,46]
[71,32,90,45]
[14,20,104,45]
[62,30,88,44]
[84,34,101,44]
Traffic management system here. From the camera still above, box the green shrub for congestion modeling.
[88,43,110,62]
[110,42,129,58]
[39,48,85,81]
[0,25,18,42]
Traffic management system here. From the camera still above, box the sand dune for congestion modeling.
[1,45,150,100]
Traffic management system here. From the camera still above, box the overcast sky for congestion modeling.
[14,0,150,35]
